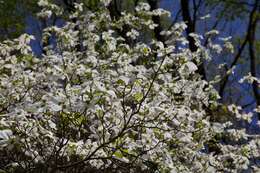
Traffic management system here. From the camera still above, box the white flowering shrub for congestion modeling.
[0,1,259,173]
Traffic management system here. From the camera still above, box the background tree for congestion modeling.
[0,0,38,40]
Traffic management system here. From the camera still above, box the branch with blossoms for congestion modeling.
[0,1,260,173]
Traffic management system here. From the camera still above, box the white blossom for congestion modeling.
[0,1,259,172]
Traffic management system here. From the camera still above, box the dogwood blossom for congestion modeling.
[0,1,259,173]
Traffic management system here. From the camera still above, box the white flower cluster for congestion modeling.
[239,72,260,84]
[0,1,259,173]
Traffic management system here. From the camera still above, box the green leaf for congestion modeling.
[121,148,129,154]
[114,151,123,158]
[133,92,143,102]
[116,79,125,85]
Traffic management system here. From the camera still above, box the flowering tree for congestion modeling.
[0,0,259,172]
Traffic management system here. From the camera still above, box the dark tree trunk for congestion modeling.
[248,0,260,119]
[180,0,206,80]
[147,0,165,43]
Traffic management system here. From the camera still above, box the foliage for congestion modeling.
[0,0,260,172]
[0,0,39,41]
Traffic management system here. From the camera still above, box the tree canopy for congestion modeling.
[0,0,260,172]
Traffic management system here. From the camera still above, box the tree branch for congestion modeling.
[218,1,259,99]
